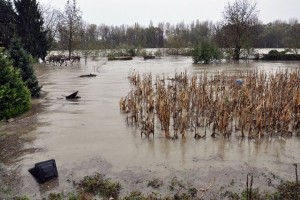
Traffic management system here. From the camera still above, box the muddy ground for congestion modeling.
[0,99,44,197]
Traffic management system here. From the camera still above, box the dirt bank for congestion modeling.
[0,99,44,198]
[0,99,44,162]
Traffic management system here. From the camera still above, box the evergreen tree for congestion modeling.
[14,0,50,60]
[0,0,16,48]
[8,38,41,97]
[0,48,31,119]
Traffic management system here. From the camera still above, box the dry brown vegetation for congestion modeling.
[120,69,300,140]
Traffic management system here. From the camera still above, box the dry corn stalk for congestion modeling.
[120,69,300,140]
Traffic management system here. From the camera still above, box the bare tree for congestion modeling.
[62,0,82,58]
[221,0,259,59]
[40,3,61,49]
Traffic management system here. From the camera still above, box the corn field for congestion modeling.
[120,69,300,140]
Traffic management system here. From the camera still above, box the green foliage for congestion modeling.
[122,191,171,200]
[8,38,41,97]
[67,192,78,200]
[173,192,192,200]
[147,178,163,189]
[221,179,300,200]
[50,17,300,51]
[48,193,63,200]
[192,41,222,64]
[188,187,197,197]
[0,0,16,48]
[0,187,12,195]
[154,49,163,58]
[122,191,148,200]
[145,26,164,48]
[14,0,50,60]
[268,50,279,55]
[169,177,185,191]
[77,173,121,199]
[21,192,78,200]
[127,48,137,57]
[12,196,31,200]
[0,48,31,120]
[276,181,300,199]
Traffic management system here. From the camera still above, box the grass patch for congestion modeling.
[76,173,121,199]
[276,181,300,199]
[147,178,163,189]
[169,177,185,191]
[12,196,30,200]
[48,193,63,200]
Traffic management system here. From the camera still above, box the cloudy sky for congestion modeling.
[39,0,300,26]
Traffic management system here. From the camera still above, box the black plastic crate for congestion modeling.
[28,159,58,183]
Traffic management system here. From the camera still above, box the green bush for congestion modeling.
[192,41,223,64]
[268,49,279,55]
[0,48,31,120]
[261,50,300,60]
[127,48,137,57]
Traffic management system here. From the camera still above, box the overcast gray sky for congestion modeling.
[39,0,300,26]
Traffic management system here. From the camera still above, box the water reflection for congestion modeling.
[18,57,300,195]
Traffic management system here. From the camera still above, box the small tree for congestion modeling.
[61,0,82,59]
[8,38,42,97]
[192,41,222,64]
[0,48,31,120]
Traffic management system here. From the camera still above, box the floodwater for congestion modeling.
[11,57,300,197]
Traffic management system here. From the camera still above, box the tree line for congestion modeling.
[38,0,300,62]
[53,19,300,50]
[1,0,300,60]
[42,0,300,58]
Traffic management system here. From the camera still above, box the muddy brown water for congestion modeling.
[3,57,300,198]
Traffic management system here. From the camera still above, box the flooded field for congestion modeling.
[2,57,300,198]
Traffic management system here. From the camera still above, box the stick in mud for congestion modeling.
[294,163,298,185]
[246,173,254,200]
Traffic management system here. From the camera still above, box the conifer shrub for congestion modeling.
[8,38,41,97]
[0,48,31,120]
